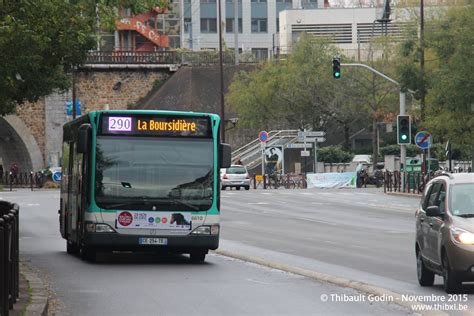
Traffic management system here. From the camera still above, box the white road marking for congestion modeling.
[245,278,271,285]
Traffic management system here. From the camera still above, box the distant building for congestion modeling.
[180,0,327,58]
[100,0,459,60]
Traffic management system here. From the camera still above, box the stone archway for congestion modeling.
[0,115,44,175]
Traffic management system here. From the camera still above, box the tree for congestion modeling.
[394,4,474,163]
[227,36,366,148]
[0,0,168,115]
[425,4,474,148]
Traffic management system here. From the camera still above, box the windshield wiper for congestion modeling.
[457,213,474,218]
[101,202,148,209]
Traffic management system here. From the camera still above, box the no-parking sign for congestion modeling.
[259,131,268,143]
[415,131,432,149]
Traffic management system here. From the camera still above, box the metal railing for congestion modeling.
[251,173,307,190]
[1,172,46,190]
[383,171,425,194]
[0,201,19,316]
[232,130,299,170]
[85,51,269,65]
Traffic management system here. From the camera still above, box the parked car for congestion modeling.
[220,165,251,190]
[415,172,474,293]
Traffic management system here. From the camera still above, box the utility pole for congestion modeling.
[420,0,425,121]
[234,0,239,65]
[72,68,77,119]
[218,0,225,142]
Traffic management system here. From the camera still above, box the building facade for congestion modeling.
[180,0,326,57]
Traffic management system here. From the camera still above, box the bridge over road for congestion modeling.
[0,51,262,177]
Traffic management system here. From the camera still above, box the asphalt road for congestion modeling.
[2,189,410,316]
[220,187,474,314]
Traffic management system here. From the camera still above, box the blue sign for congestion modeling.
[259,131,268,143]
[66,100,82,116]
[52,172,62,183]
[415,131,431,149]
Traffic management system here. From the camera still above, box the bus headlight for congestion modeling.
[191,226,211,235]
[85,223,116,233]
[191,225,219,235]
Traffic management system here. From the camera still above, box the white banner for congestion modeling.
[306,172,357,189]
[116,211,192,230]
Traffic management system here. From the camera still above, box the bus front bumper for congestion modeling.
[83,233,219,252]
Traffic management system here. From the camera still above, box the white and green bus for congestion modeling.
[59,110,231,262]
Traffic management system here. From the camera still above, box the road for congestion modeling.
[220,187,474,314]
[2,189,410,316]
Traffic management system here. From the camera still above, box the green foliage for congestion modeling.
[425,5,474,147]
[380,144,422,157]
[317,146,353,163]
[395,4,474,152]
[0,0,167,115]
[227,36,371,137]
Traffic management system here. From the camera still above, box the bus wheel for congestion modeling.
[190,252,206,263]
[81,246,96,262]
[66,241,80,255]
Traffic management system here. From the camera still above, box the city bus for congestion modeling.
[59,110,231,262]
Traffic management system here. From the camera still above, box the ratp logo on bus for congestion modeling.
[118,211,133,227]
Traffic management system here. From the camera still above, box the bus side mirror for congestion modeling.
[77,124,91,154]
[219,143,231,169]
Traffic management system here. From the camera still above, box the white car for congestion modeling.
[220,165,251,190]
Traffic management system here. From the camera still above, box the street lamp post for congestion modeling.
[341,63,411,190]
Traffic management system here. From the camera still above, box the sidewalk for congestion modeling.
[11,261,49,316]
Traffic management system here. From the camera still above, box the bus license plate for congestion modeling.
[139,238,168,245]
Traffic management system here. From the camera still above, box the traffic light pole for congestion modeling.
[341,63,408,190]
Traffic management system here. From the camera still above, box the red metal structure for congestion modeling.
[115,7,169,51]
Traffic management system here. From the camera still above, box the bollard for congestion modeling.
[9,172,12,192]
[253,174,257,190]
[30,171,34,191]
[12,205,19,301]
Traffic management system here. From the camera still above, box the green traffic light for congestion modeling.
[401,134,407,141]
[334,72,340,78]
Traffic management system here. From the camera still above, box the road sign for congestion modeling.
[259,131,268,143]
[52,171,62,183]
[415,131,431,149]
[304,137,326,143]
[66,100,81,116]
[287,143,312,149]
[301,150,310,157]
[298,131,326,138]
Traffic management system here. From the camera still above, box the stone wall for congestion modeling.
[76,70,170,112]
[15,99,46,162]
[6,68,170,170]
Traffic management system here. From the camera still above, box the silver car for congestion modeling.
[220,165,251,190]
[415,173,474,293]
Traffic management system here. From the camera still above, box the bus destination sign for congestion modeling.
[101,115,211,137]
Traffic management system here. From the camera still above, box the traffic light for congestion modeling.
[332,57,341,79]
[397,115,411,145]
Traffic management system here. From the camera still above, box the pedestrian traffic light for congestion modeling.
[397,115,411,145]
[332,57,341,79]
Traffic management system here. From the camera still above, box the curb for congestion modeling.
[386,192,422,198]
[20,262,49,316]
[214,249,447,316]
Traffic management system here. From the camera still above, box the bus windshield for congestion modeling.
[95,136,214,211]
